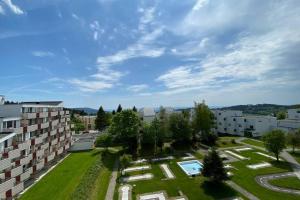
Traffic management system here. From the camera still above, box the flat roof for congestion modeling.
[21,101,63,106]
[0,132,16,143]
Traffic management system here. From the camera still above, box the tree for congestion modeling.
[95,106,109,130]
[157,106,169,149]
[71,117,85,134]
[117,104,123,113]
[112,110,116,115]
[120,154,132,170]
[287,130,300,153]
[202,148,227,182]
[109,109,140,153]
[95,133,112,150]
[276,111,286,120]
[132,106,137,112]
[192,101,215,144]
[169,113,191,144]
[262,130,286,161]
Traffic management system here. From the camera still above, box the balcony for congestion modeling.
[51,138,58,146]
[52,119,59,127]
[66,132,71,138]
[2,127,23,134]
[47,153,55,162]
[20,170,31,182]
[58,127,64,133]
[22,112,36,119]
[66,110,69,115]
[65,143,70,150]
[41,122,49,129]
[51,111,58,117]
[71,124,74,128]
[59,111,65,116]
[20,154,32,166]
[0,159,11,171]
[39,112,48,118]
[11,166,22,177]
[41,143,49,150]
[60,118,66,123]
[18,143,28,151]
[8,149,20,160]
[59,135,65,142]
[36,160,45,171]
[50,129,57,136]
[27,124,38,132]
[0,178,14,194]
[57,148,63,155]
[12,182,24,196]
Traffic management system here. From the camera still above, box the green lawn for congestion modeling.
[242,138,265,148]
[269,176,300,190]
[216,136,243,148]
[230,149,300,200]
[20,149,117,200]
[114,156,244,200]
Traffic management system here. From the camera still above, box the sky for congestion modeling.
[0,0,300,109]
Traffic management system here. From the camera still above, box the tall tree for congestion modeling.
[112,110,116,115]
[109,109,140,153]
[169,113,191,144]
[158,106,169,149]
[276,111,286,120]
[95,106,108,130]
[192,101,215,144]
[132,106,137,112]
[202,148,227,182]
[263,130,286,161]
[287,130,300,153]
[117,104,123,113]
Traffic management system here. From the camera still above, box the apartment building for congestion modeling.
[213,110,277,137]
[0,98,74,199]
[277,108,300,132]
[139,107,156,124]
[78,115,96,131]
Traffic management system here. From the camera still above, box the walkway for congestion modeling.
[280,151,300,179]
[225,180,260,200]
[255,172,300,195]
[105,159,119,200]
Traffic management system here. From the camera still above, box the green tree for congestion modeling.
[112,110,116,115]
[192,101,215,144]
[132,106,137,112]
[276,111,286,120]
[157,106,169,149]
[142,117,161,155]
[95,133,112,150]
[117,104,123,113]
[169,113,191,144]
[120,154,132,170]
[109,109,140,153]
[202,148,227,182]
[287,130,300,153]
[263,130,286,161]
[95,106,109,130]
[72,117,85,134]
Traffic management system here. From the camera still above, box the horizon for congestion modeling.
[1,0,300,108]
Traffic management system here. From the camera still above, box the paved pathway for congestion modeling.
[225,180,260,200]
[255,172,300,195]
[105,159,119,200]
[280,151,300,179]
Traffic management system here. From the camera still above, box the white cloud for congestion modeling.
[192,0,209,11]
[71,13,79,20]
[127,84,148,92]
[0,5,5,15]
[69,79,113,92]
[3,0,24,15]
[138,7,155,33]
[97,28,164,67]
[90,20,104,41]
[32,51,55,57]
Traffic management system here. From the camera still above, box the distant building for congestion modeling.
[78,115,96,131]
[139,107,156,123]
[0,97,73,199]
[277,108,300,132]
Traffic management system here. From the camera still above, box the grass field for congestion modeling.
[216,136,243,148]
[113,154,244,200]
[242,138,265,148]
[20,149,117,200]
[269,176,300,190]
[290,151,300,163]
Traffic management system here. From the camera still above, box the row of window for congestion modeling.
[22,107,63,113]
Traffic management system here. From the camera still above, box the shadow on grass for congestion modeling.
[201,180,238,199]
[101,150,119,169]
[270,160,293,171]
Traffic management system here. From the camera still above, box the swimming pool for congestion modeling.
[177,160,203,176]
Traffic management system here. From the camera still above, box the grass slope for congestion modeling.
[242,139,265,148]
[269,176,300,190]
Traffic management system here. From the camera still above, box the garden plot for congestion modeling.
[123,165,150,173]
[122,173,153,182]
[152,156,174,162]
[119,185,132,200]
[255,152,282,161]
[137,191,187,200]
[131,159,147,165]
[160,164,175,179]
[182,153,195,160]
[225,150,248,160]
[247,162,271,169]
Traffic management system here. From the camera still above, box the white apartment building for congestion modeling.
[213,110,277,137]
[0,98,74,199]
[277,108,300,132]
[139,107,156,124]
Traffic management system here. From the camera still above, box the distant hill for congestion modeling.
[218,104,300,115]
[70,107,98,115]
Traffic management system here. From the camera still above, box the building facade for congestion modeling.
[0,99,73,199]
[78,115,96,131]
[277,108,300,132]
[139,108,156,124]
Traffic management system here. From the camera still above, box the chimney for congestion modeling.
[0,95,4,105]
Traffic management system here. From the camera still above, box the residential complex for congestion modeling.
[0,98,73,199]
[277,109,300,132]
[78,115,96,131]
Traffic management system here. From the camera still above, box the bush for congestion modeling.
[120,154,132,169]
[222,141,227,145]
[95,133,112,148]
[231,139,236,144]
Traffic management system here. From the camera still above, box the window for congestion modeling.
[224,118,226,121]
[233,118,236,121]
[250,125,254,129]
[244,119,247,122]
[224,128,227,131]
[219,113,221,115]
[234,129,237,132]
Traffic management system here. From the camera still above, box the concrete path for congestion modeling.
[255,172,300,195]
[280,151,300,179]
[225,180,260,200]
[105,159,119,200]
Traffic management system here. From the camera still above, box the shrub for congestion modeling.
[120,154,132,169]
[231,139,236,144]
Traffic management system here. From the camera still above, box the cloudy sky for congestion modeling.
[0,0,300,109]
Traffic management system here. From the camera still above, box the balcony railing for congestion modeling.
[0,158,11,171]
[0,178,14,194]
[11,165,22,177]
[12,182,24,196]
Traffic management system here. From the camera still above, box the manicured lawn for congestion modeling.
[290,151,300,163]
[114,155,244,200]
[269,176,300,190]
[20,150,115,200]
[242,138,265,148]
[216,136,243,148]
[230,149,300,200]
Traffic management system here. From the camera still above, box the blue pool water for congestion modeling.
[177,160,203,176]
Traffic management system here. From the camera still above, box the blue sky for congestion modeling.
[0,0,300,109]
